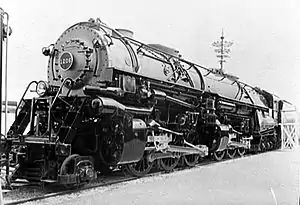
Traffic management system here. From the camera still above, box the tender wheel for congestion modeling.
[212,150,225,161]
[158,157,180,172]
[260,141,266,152]
[266,141,272,150]
[237,147,246,157]
[269,141,275,150]
[123,155,153,177]
[183,154,200,167]
[226,149,236,159]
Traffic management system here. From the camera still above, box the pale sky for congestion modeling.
[1,0,300,108]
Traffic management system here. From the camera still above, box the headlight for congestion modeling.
[36,81,49,96]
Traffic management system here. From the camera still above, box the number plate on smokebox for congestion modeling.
[59,51,73,70]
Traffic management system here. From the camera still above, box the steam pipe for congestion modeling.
[93,96,153,115]
[152,89,196,109]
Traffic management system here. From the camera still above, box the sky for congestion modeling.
[1,0,300,109]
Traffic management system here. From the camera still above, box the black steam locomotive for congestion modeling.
[1,18,285,187]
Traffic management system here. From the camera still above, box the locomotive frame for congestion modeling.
[1,17,286,187]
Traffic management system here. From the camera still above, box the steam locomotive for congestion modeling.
[1,18,287,187]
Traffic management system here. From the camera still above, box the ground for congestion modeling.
[10,148,300,205]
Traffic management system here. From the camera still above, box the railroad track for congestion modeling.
[2,151,268,205]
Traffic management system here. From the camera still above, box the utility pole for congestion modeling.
[0,7,10,205]
[212,29,233,71]
[0,7,3,143]
[0,7,3,205]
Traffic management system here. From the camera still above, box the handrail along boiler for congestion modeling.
[2,18,284,186]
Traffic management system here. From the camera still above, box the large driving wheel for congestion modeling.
[237,147,246,157]
[212,150,226,161]
[183,154,200,167]
[226,149,236,159]
[158,157,180,172]
[123,155,154,177]
[183,131,200,167]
